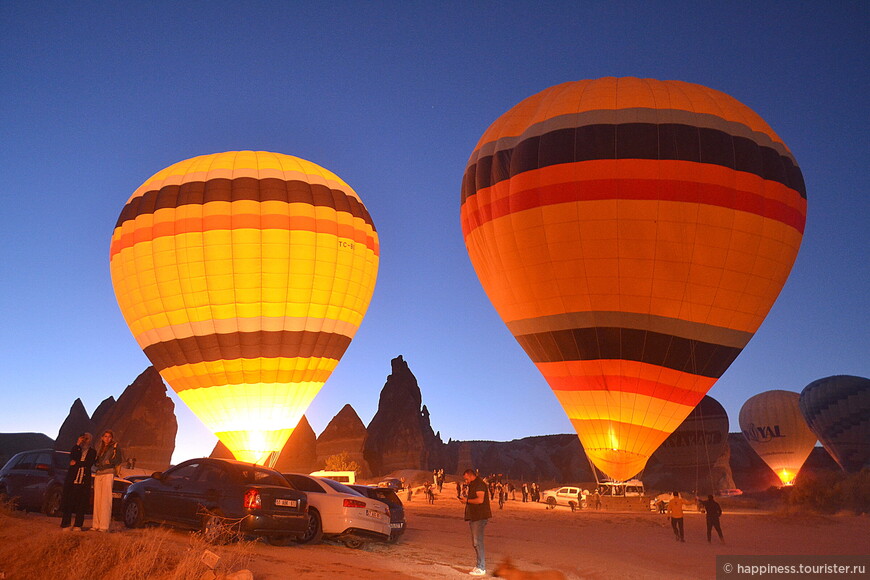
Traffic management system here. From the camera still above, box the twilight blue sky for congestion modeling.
[1,2,867,464]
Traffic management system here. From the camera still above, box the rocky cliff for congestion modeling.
[442,434,594,483]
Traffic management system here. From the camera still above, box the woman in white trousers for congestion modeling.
[92,430,123,532]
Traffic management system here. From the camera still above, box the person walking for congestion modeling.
[92,430,123,532]
[60,432,96,531]
[667,491,686,542]
[701,495,725,543]
[458,469,492,577]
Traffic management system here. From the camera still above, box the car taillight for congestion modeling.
[244,488,261,510]
[343,498,366,509]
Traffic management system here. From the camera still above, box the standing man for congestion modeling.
[701,495,725,543]
[667,491,686,542]
[459,469,492,576]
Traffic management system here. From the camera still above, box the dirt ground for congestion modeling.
[3,491,867,580]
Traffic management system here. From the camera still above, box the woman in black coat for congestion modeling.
[60,433,96,530]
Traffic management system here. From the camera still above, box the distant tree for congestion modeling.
[323,452,361,472]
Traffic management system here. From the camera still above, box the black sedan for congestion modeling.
[349,484,406,542]
[122,457,308,545]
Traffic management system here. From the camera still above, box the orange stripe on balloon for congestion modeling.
[110,213,379,258]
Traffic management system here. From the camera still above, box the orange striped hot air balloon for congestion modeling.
[110,151,379,465]
[461,78,806,482]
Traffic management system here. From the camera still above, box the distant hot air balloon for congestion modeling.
[739,390,817,485]
[460,77,806,482]
[110,151,379,465]
[799,375,870,473]
[651,396,729,472]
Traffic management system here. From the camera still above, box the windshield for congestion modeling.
[321,478,363,495]
[238,466,287,486]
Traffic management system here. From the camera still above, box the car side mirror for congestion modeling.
[151,471,164,481]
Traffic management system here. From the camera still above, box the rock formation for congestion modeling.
[94,367,177,471]
[55,398,96,451]
[90,396,116,428]
[364,355,444,475]
[275,416,318,473]
[316,404,370,477]
[443,435,594,484]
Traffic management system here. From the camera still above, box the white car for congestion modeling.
[542,486,586,510]
[282,473,391,548]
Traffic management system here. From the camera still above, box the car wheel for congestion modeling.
[295,509,323,544]
[42,486,63,516]
[343,537,364,549]
[546,497,556,507]
[123,496,145,528]
[201,510,234,545]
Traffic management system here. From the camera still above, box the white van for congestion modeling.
[309,470,356,485]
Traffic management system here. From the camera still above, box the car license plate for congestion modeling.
[112,492,122,499]
[366,509,382,519]
[275,499,297,507]
[390,523,403,528]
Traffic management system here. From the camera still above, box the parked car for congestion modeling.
[0,448,129,516]
[541,486,585,510]
[122,458,308,545]
[377,478,403,490]
[282,472,391,548]
[349,484,406,542]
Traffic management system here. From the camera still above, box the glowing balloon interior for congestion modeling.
[461,77,806,481]
[739,390,817,485]
[110,151,379,464]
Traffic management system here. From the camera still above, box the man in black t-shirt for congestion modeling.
[700,495,725,543]
[459,469,492,576]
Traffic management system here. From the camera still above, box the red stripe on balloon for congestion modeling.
[543,372,707,407]
[461,178,806,237]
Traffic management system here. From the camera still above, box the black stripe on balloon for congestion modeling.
[116,177,376,230]
[514,327,742,379]
[462,123,806,203]
[142,330,353,372]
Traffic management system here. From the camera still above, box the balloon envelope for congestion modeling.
[799,375,870,473]
[652,396,729,470]
[461,77,806,481]
[739,390,817,485]
[110,151,379,464]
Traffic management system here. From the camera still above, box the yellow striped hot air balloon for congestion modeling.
[110,151,379,465]
[461,78,806,482]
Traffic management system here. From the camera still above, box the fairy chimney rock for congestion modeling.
[95,367,177,471]
[316,404,370,477]
[275,415,318,473]
[55,398,96,451]
[364,355,442,475]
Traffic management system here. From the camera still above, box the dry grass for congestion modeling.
[0,512,255,580]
